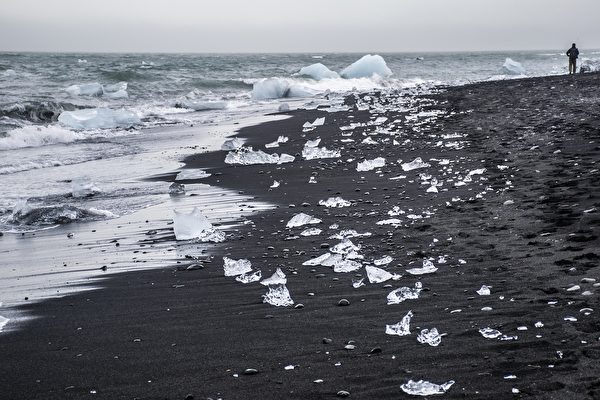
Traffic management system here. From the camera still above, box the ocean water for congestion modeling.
[0,50,597,232]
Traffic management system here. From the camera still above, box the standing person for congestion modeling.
[566,43,579,74]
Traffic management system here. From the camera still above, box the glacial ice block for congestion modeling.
[406,260,437,275]
[224,147,295,165]
[401,157,431,172]
[223,257,253,277]
[400,379,455,396]
[65,82,104,97]
[387,282,423,304]
[263,284,294,307]
[221,137,244,151]
[173,207,225,242]
[366,265,400,283]
[236,270,262,283]
[261,268,287,286]
[503,58,526,75]
[286,213,322,228]
[299,63,340,80]
[302,145,341,160]
[417,328,443,347]
[318,197,351,208]
[340,54,393,78]
[385,310,413,336]
[58,108,141,130]
[356,157,386,172]
[175,169,211,180]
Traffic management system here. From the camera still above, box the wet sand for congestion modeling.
[1,73,600,399]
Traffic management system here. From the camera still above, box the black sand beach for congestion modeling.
[1,73,600,399]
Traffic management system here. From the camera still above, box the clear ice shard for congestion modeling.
[328,229,372,240]
[302,145,341,160]
[263,284,294,307]
[169,182,185,195]
[373,256,393,266]
[235,270,262,284]
[406,260,437,275]
[385,310,413,336]
[223,257,253,277]
[479,327,502,339]
[175,169,211,180]
[303,117,325,128]
[366,265,401,283]
[224,146,295,165]
[286,213,322,228]
[356,157,386,172]
[221,137,244,151]
[261,268,287,286]
[304,138,321,148]
[330,239,360,255]
[300,227,322,236]
[318,197,351,208]
[476,285,491,296]
[417,328,443,346]
[387,282,423,304]
[332,259,362,273]
[400,379,455,396]
[173,207,225,242]
[402,157,431,172]
[302,253,332,266]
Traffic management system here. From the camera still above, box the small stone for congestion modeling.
[338,299,350,306]
[243,368,259,375]
[322,338,333,344]
[294,303,304,309]
[320,243,330,249]
[344,344,355,350]
[264,314,274,319]
[337,390,350,397]
[184,395,194,400]
[370,347,382,354]
[67,233,74,238]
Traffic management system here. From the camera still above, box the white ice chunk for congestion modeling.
[356,157,386,172]
[286,213,322,228]
[503,58,526,75]
[318,197,351,208]
[385,310,413,336]
[224,147,295,165]
[65,82,104,97]
[366,265,401,283]
[300,227,322,236]
[261,268,287,286]
[328,229,372,240]
[223,257,253,277]
[298,63,340,80]
[302,145,341,160]
[302,253,332,266]
[330,239,360,255]
[406,260,437,275]
[476,285,491,296]
[332,259,362,273]
[278,102,290,112]
[305,138,321,148]
[402,157,431,172]
[71,176,100,198]
[373,256,393,266]
[468,168,486,176]
[376,218,402,226]
[235,270,262,284]
[221,137,244,151]
[58,108,141,130]
[0,316,9,332]
[340,54,393,78]
[361,137,378,145]
[177,99,227,111]
[479,327,502,339]
[270,180,280,188]
[400,380,455,396]
[417,328,443,347]
[387,282,423,304]
[262,284,294,307]
[265,135,289,148]
[175,169,211,180]
[173,207,225,242]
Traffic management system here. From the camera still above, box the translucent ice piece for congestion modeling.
[304,138,321,148]
[340,54,392,79]
[406,260,437,275]
[330,239,360,255]
[221,137,244,151]
[352,277,365,288]
[302,253,332,266]
[279,153,295,164]
[286,213,322,228]
[366,265,401,283]
[175,169,211,180]
[387,282,423,304]
[385,310,413,336]
[328,229,372,240]
[173,207,225,242]
[356,157,386,172]
[300,227,322,236]
[263,284,294,307]
[468,168,486,176]
[270,180,280,188]
[376,218,402,226]
[332,259,362,273]
[476,285,491,296]
[417,328,443,347]
[0,316,9,332]
[373,256,393,266]
[318,197,351,208]
[303,117,325,127]
[479,327,502,339]
[400,379,455,396]
[223,257,253,277]
[302,145,341,160]
[402,157,431,172]
[261,268,287,286]
[235,270,262,284]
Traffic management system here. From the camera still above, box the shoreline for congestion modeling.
[1,72,600,399]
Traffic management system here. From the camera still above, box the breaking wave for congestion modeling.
[0,101,83,124]
[0,125,84,150]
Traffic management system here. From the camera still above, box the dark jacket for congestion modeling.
[567,47,579,59]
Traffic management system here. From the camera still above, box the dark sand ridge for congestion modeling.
[1,73,599,399]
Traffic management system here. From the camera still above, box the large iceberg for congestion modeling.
[58,108,141,130]
[224,147,295,165]
[502,58,526,75]
[298,63,340,80]
[340,54,392,79]
[172,207,225,242]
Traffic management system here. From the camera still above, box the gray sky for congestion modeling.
[1,0,599,53]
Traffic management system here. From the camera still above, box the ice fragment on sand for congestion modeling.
[270,180,280,188]
[387,282,423,304]
[299,63,340,80]
[308,176,317,184]
[302,145,341,160]
[176,169,211,180]
[58,108,140,130]
[406,260,437,275]
[417,328,443,347]
[468,168,486,176]
[340,54,392,78]
[71,176,100,198]
[402,157,431,172]
[236,270,262,284]
[373,256,393,266]
[265,135,289,148]
[356,157,386,172]
[503,58,526,75]
[333,259,362,273]
[223,257,253,277]
[286,213,321,228]
[300,227,322,236]
[263,284,294,307]
[366,266,400,283]
[221,137,243,151]
[361,137,378,145]
[400,379,455,396]
[352,278,365,288]
[476,285,491,296]
[385,311,413,336]
[479,327,502,339]
[302,253,332,266]
[305,138,321,148]
[261,268,287,286]
[377,218,402,226]
[330,239,360,255]
[303,117,325,128]
[328,229,372,240]
[318,197,351,208]
[0,316,9,332]
[224,146,295,165]
[173,207,225,242]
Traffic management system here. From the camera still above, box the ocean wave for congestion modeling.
[0,125,84,150]
[0,101,83,124]
[7,201,117,227]
[101,69,154,82]
[190,78,253,90]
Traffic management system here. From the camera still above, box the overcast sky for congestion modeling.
[1,0,599,53]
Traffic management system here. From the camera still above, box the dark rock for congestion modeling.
[337,390,350,397]
[243,368,259,375]
[338,299,350,306]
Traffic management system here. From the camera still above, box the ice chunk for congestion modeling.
[169,182,185,195]
[177,99,228,111]
[175,169,211,180]
[373,256,393,266]
[278,102,290,112]
[308,176,317,184]
[330,239,360,255]
[503,58,526,75]
[318,197,351,208]
[353,277,365,288]
[286,213,322,228]
[251,78,314,100]
[65,82,103,97]
[361,137,378,145]
[385,310,413,336]
[221,137,244,151]
[468,168,486,176]
[0,316,9,332]
[400,379,455,396]
[328,229,372,240]
[299,63,340,80]
[58,108,141,130]
[417,328,443,347]
[302,253,333,266]
[332,259,362,273]
[300,227,322,236]
[402,157,430,172]
[223,257,253,277]
[406,260,438,275]
[476,285,491,296]
[580,59,600,73]
[479,327,502,339]
[270,180,280,188]
[305,138,321,148]
[265,135,289,148]
[387,282,423,304]
[104,89,128,99]
[173,207,225,242]
[366,265,401,283]
[340,54,393,78]
[263,284,294,306]
[279,153,295,163]
[235,270,262,284]
[356,157,386,172]
[302,145,341,160]
[224,147,295,165]
[376,218,402,226]
[71,176,100,198]
[261,268,287,286]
